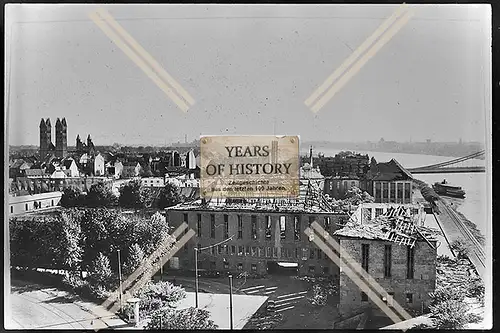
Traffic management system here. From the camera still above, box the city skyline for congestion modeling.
[6,4,491,146]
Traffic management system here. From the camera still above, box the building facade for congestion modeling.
[337,237,437,318]
[8,191,63,215]
[166,204,349,277]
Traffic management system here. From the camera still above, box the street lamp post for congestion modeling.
[228,274,234,330]
[117,250,123,310]
[195,247,199,308]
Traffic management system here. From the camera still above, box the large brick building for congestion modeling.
[334,214,439,318]
[166,200,349,277]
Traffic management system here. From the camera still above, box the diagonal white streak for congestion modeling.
[89,11,190,112]
[310,222,412,321]
[109,229,196,313]
[101,222,188,310]
[305,4,409,108]
[95,8,195,107]
[304,226,410,324]
[310,9,414,113]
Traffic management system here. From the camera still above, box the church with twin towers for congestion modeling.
[39,118,67,158]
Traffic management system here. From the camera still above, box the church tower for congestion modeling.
[55,117,68,157]
[39,118,52,158]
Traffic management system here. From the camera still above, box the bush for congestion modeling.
[136,281,186,316]
[449,238,470,259]
[60,187,86,208]
[86,182,117,208]
[429,287,465,307]
[466,278,485,300]
[429,299,470,329]
[146,307,218,330]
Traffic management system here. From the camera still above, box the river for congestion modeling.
[301,147,489,238]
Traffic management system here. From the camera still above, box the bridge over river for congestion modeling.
[407,150,485,174]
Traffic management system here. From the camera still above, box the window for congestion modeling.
[317,249,322,259]
[280,216,286,239]
[197,214,202,237]
[251,246,257,256]
[238,246,244,256]
[251,264,257,271]
[397,183,403,200]
[51,200,54,206]
[308,265,315,273]
[224,244,229,254]
[183,213,188,224]
[210,215,215,238]
[218,245,222,254]
[309,248,315,259]
[245,246,250,256]
[382,182,389,201]
[406,293,413,304]
[10,206,13,214]
[323,266,329,274]
[375,208,383,217]
[224,215,229,239]
[273,247,278,258]
[407,246,415,279]
[231,245,236,255]
[375,182,381,200]
[361,244,369,272]
[324,217,331,230]
[237,215,243,239]
[211,246,216,255]
[237,263,243,270]
[251,216,257,240]
[302,248,308,259]
[266,247,271,257]
[294,216,301,240]
[309,216,315,226]
[336,181,340,189]
[295,248,299,258]
[280,247,285,257]
[265,216,272,239]
[25,203,28,211]
[361,292,368,302]
[384,245,392,278]
[351,181,356,187]
[390,183,396,201]
[404,183,411,203]
[224,262,229,269]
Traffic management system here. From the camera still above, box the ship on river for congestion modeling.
[432,179,466,199]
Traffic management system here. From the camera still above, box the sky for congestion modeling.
[5,4,492,146]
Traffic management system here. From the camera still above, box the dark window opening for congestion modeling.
[231,245,236,255]
[238,246,244,256]
[407,246,415,279]
[375,208,383,217]
[324,217,331,230]
[210,215,215,238]
[308,265,315,273]
[361,292,368,302]
[183,213,188,224]
[251,263,257,271]
[294,216,301,240]
[251,217,257,240]
[224,262,229,269]
[245,246,250,256]
[361,244,370,273]
[265,216,272,239]
[317,249,322,259]
[273,247,278,258]
[224,215,229,239]
[251,246,257,256]
[238,215,243,239]
[384,245,392,278]
[237,263,243,270]
[309,216,315,226]
[197,214,202,237]
[310,248,315,259]
[323,266,329,274]
[280,216,286,239]
[406,293,413,303]
[10,206,13,214]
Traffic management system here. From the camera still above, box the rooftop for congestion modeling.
[334,215,441,247]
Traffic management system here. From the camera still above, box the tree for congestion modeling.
[146,307,218,330]
[158,183,181,208]
[123,243,145,275]
[60,187,86,208]
[119,180,142,208]
[429,299,471,329]
[86,182,117,207]
[449,238,470,259]
[87,252,113,288]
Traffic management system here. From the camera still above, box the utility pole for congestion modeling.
[228,274,234,330]
[195,247,199,308]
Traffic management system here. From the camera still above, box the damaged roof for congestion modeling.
[334,216,441,248]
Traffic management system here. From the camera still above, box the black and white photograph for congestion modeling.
[4,3,493,330]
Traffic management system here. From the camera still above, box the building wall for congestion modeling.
[166,209,348,276]
[338,238,436,318]
[12,176,112,194]
[141,177,166,187]
[324,178,361,199]
[8,191,63,215]
[94,155,105,176]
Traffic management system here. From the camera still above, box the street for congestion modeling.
[8,279,128,330]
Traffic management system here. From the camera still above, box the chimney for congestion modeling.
[309,146,313,168]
